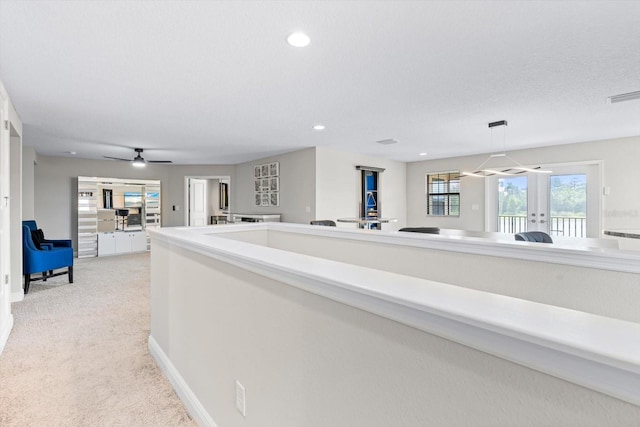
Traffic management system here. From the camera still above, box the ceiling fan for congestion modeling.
[103,148,173,167]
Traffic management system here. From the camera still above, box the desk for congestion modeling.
[337,217,397,225]
[337,217,397,230]
[230,213,281,223]
[210,215,228,224]
[604,230,640,239]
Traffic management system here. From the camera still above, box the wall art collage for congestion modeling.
[254,161,279,206]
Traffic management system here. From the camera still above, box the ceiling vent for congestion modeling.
[607,90,640,104]
[376,138,399,145]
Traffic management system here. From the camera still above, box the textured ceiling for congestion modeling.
[0,0,639,164]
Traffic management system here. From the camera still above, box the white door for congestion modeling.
[489,163,600,238]
[188,179,207,226]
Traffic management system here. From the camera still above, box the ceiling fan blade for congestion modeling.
[103,156,132,161]
[147,160,173,163]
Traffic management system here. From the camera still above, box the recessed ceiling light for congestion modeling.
[287,32,311,47]
[313,124,325,131]
[419,152,427,156]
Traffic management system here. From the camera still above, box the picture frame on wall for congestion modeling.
[253,162,280,207]
[270,177,279,192]
[269,162,279,177]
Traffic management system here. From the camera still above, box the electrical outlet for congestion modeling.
[235,380,246,417]
[305,206,311,213]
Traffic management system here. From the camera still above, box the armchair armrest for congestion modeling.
[43,239,73,248]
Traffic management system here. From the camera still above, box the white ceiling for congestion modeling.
[1,1,639,165]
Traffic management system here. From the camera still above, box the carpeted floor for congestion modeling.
[0,252,196,427]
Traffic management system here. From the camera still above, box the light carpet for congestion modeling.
[0,252,196,427]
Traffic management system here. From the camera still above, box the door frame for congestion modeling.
[184,175,231,226]
[485,160,603,237]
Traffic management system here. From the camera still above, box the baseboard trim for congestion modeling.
[148,335,217,427]
[0,314,14,356]
[11,290,24,303]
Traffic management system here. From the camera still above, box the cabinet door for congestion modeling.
[98,233,116,256]
[130,233,147,252]
[115,233,132,253]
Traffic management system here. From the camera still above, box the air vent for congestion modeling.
[607,90,640,104]
[376,138,399,145]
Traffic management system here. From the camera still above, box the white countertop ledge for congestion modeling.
[150,223,640,406]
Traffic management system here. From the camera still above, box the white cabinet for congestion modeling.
[98,233,116,256]
[98,232,147,256]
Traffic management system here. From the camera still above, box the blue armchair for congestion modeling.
[22,225,74,294]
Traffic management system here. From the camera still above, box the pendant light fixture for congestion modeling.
[461,120,552,177]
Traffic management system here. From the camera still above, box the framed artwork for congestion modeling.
[269,162,279,177]
[254,162,280,207]
[270,177,279,191]
[219,182,228,210]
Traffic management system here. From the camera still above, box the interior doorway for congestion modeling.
[185,176,231,226]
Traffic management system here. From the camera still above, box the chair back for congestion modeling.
[23,220,38,231]
[23,225,39,251]
[514,231,553,243]
[310,220,336,226]
[399,227,440,234]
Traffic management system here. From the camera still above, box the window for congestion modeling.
[426,171,460,216]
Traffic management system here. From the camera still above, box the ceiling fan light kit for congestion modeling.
[461,120,552,178]
[103,148,173,166]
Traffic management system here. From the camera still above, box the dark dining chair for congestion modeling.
[310,220,336,226]
[514,231,553,243]
[398,227,440,234]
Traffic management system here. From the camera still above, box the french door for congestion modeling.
[487,163,601,238]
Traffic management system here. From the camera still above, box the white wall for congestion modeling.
[407,136,640,236]
[234,148,316,224]
[21,145,36,220]
[316,146,406,231]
